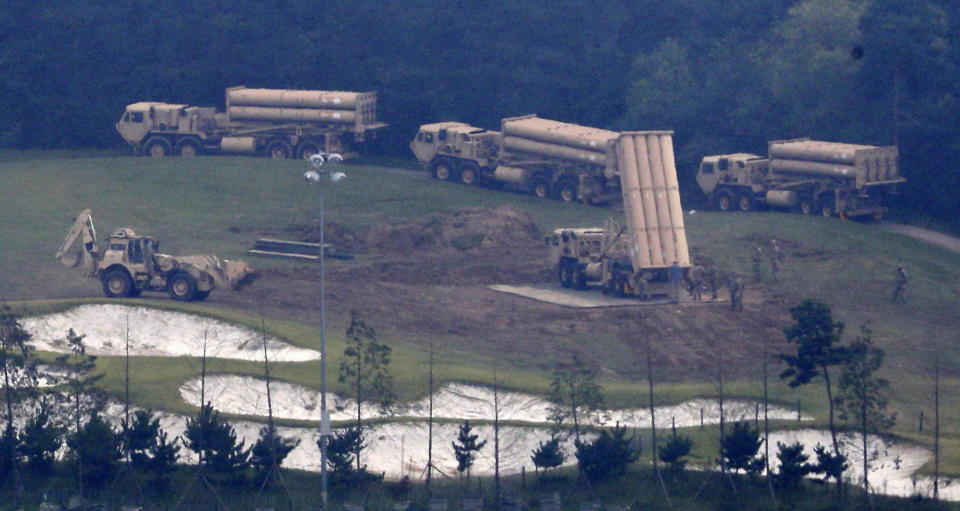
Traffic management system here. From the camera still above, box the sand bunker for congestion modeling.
[181,376,806,428]
[767,429,952,499]
[22,304,320,362]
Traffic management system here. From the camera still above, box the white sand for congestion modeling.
[21,304,320,362]
[181,375,806,428]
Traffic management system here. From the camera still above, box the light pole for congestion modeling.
[304,153,345,509]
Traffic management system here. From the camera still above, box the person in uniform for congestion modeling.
[688,264,704,301]
[752,244,764,282]
[669,260,683,304]
[770,239,783,281]
[892,265,908,303]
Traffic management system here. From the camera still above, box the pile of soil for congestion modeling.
[366,205,542,255]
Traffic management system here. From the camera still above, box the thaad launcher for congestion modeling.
[546,132,691,298]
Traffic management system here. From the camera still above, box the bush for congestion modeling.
[575,424,638,483]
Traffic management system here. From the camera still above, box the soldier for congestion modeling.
[669,260,683,304]
[770,239,783,281]
[752,244,764,282]
[892,265,908,303]
[704,265,720,300]
[688,264,705,301]
[727,275,744,310]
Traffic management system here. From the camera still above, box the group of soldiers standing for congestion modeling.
[686,238,786,311]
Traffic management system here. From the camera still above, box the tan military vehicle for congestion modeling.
[56,210,253,301]
[545,132,691,298]
[411,115,620,203]
[697,139,904,218]
[117,86,387,158]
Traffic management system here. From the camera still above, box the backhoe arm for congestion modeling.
[55,209,99,275]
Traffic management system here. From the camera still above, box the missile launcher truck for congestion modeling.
[545,132,691,298]
[410,115,621,204]
[697,139,904,218]
[117,86,387,159]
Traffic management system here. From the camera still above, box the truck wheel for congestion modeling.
[738,193,756,212]
[168,272,198,301]
[102,269,133,298]
[431,159,455,181]
[266,140,293,159]
[558,262,574,288]
[531,177,551,199]
[297,143,321,160]
[144,137,171,157]
[573,268,587,290]
[799,199,814,215]
[175,138,202,157]
[459,162,479,185]
[557,181,578,202]
[715,190,735,212]
[819,200,834,218]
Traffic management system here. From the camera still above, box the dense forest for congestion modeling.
[1,0,958,226]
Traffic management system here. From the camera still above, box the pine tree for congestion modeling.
[66,412,123,491]
[774,441,813,491]
[575,424,638,483]
[338,312,395,473]
[183,402,250,479]
[531,434,565,478]
[451,420,486,486]
[17,402,61,476]
[658,434,693,475]
[549,354,603,444]
[721,422,765,475]
[250,425,299,479]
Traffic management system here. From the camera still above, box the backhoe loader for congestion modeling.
[55,209,254,301]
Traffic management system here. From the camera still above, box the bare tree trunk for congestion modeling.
[494,367,501,509]
[823,366,844,495]
[426,344,434,491]
[764,339,777,507]
[934,348,940,501]
[647,339,671,508]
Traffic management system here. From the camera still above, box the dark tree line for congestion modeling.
[2,1,957,225]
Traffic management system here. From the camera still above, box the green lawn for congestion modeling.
[2,152,959,478]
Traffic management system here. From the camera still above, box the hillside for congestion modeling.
[2,154,959,479]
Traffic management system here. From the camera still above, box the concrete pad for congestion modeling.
[487,284,730,308]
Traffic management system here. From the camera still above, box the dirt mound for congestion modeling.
[366,205,542,255]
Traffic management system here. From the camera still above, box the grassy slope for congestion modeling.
[2,153,959,474]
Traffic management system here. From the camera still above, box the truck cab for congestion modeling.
[117,103,220,156]
[410,122,500,183]
[696,153,770,211]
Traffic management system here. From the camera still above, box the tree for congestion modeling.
[451,420,486,486]
[774,441,814,491]
[66,412,123,491]
[721,422,765,475]
[250,425,299,481]
[779,299,848,488]
[17,401,61,476]
[124,409,161,471]
[0,304,33,482]
[58,329,104,435]
[321,426,379,485]
[183,402,250,479]
[145,427,180,492]
[548,354,603,444]
[574,424,639,484]
[811,443,847,486]
[338,311,395,472]
[531,434,565,478]
[836,323,896,493]
[658,434,693,475]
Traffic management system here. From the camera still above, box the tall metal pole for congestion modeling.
[319,183,329,509]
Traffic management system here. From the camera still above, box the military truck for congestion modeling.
[697,139,904,218]
[56,210,254,301]
[410,115,621,203]
[545,132,691,298]
[117,86,387,159]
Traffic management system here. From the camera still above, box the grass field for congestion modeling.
[2,152,960,479]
